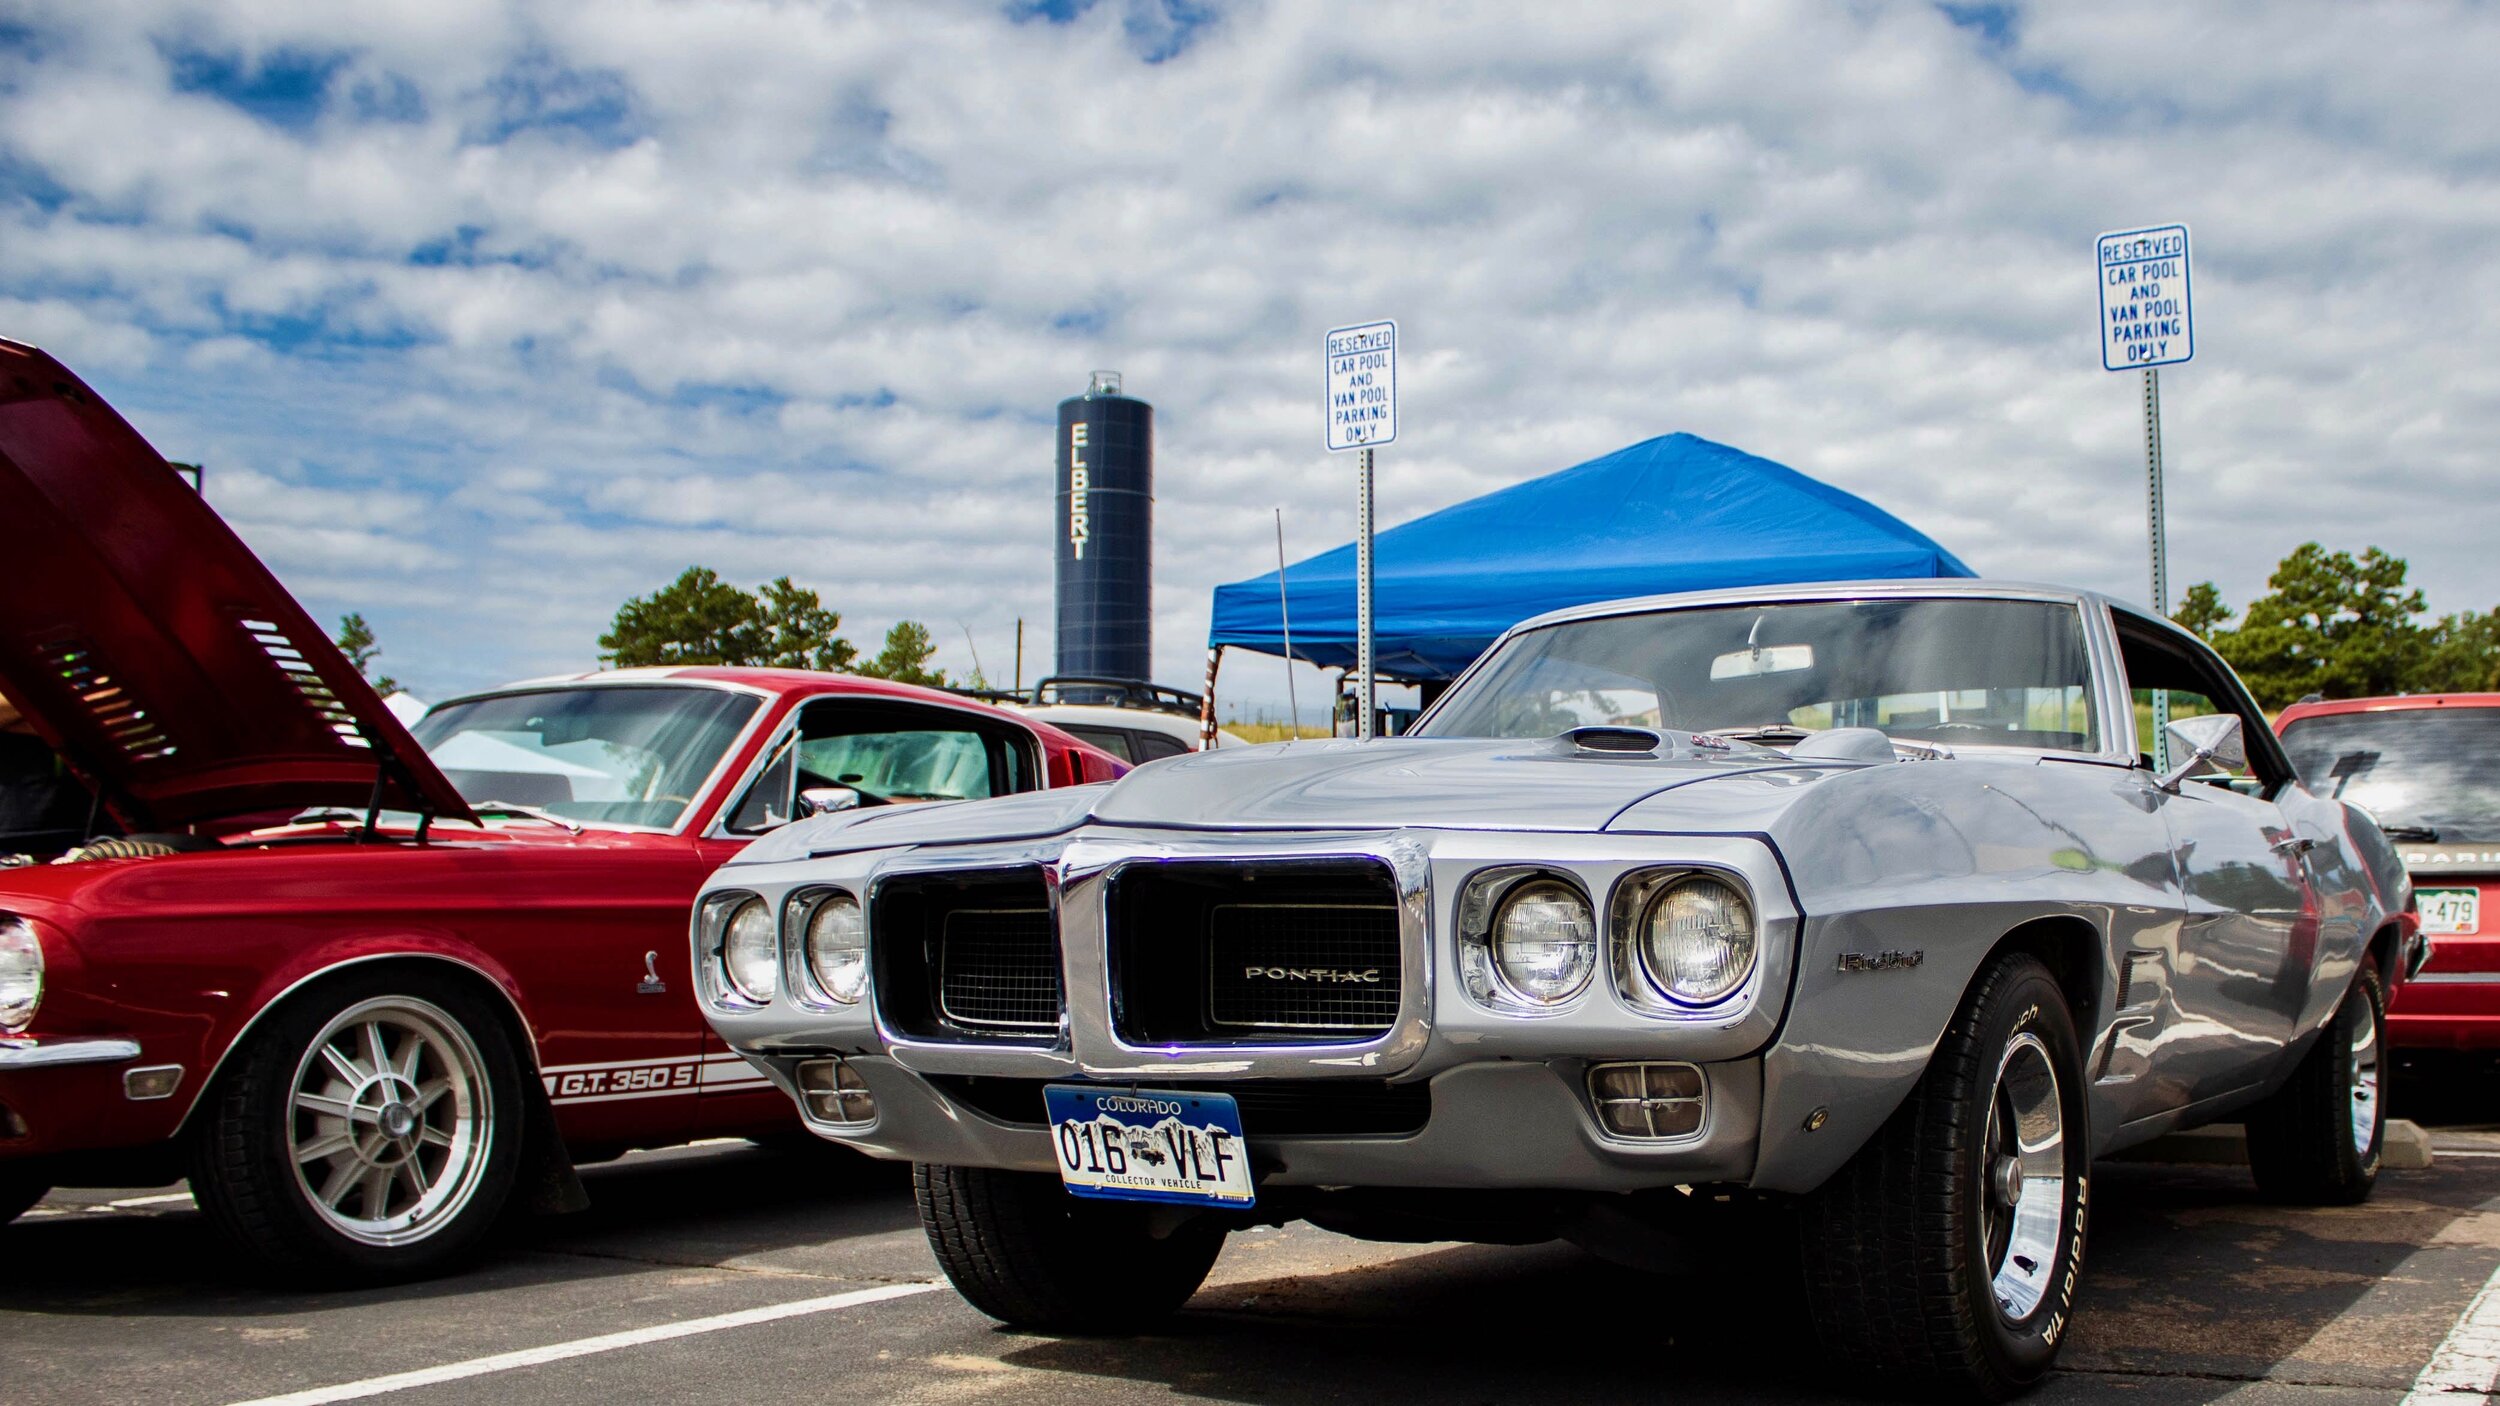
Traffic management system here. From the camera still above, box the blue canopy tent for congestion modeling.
[1207,432,1974,689]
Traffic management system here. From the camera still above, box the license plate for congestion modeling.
[2422,887,2481,936]
[1042,1085,1254,1207]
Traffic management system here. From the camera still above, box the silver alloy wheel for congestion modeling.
[2351,998,2381,1160]
[286,996,493,1248]
[1980,1030,2067,1324]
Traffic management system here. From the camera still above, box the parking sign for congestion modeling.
[1324,321,1397,451]
[2097,225,2193,371]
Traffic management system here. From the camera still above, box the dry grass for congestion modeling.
[1225,721,1334,744]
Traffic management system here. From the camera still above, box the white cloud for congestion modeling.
[1,0,2496,710]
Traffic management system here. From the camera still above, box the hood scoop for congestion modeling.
[1562,726,1663,755]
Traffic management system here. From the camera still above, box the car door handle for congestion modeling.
[2271,836,2315,856]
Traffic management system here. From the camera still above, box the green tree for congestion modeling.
[2417,610,2500,694]
[333,612,400,695]
[600,567,767,666]
[599,567,865,671]
[754,577,858,672]
[2171,582,2232,641]
[2211,544,2428,706]
[856,621,949,688]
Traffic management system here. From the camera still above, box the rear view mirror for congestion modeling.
[2158,714,2245,792]
[1710,644,1814,680]
[798,786,862,817]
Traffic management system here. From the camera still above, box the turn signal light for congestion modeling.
[795,1058,876,1127]
[123,1065,184,1101]
[1589,1061,1705,1139]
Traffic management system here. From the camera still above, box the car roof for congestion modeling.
[2276,693,2500,726]
[436,666,1006,710]
[1505,577,2115,634]
[1020,703,1242,745]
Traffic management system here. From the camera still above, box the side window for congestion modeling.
[724,734,798,834]
[1065,726,1135,762]
[725,700,1039,835]
[1132,730,1191,762]
[2113,614,2286,790]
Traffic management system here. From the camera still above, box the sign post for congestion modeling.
[2097,223,2194,766]
[1325,320,1397,739]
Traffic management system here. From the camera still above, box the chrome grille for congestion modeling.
[1208,903,1401,1031]
[936,907,1061,1030]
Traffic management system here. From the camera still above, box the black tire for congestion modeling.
[1800,953,2092,1402]
[2246,964,2385,1205]
[188,967,527,1285]
[0,1170,48,1226]
[914,1163,1225,1331]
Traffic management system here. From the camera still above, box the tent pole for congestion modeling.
[1199,646,1223,749]
[1275,508,1300,736]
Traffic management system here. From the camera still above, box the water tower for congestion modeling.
[1054,371,1153,682]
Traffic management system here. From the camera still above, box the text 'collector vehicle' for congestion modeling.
[0,340,1127,1281]
[699,581,2417,1400]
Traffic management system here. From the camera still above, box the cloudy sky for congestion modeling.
[3,0,2495,713]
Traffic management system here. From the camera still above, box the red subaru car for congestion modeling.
[0,339,1126,1280]
[2277,694,2500,1048]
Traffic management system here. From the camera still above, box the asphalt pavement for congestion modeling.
[9,1069,2500,1405]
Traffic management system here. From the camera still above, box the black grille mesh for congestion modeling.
[937,908,1061,1030]
[1208,903,1401,1032]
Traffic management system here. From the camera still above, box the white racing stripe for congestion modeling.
[2407,1260,2500,1404]
[222,1281,943,1406]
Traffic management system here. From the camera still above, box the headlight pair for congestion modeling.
[706,890,866,1007]
[1461,870,1755,1012]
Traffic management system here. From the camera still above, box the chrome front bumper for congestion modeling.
[760,1052,1765,1192]
[0,1037,141,1070]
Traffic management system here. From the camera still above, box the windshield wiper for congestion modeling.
[2380,823,2441,842]
[1706,723,1813,744]
[465,800,584,835]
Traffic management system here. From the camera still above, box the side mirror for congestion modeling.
[2157,714,2245,793]
[798,786,862,817]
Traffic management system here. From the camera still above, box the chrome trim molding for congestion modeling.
[0,1036,142,1069]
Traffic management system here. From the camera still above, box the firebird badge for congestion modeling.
[1838,949,1925,973]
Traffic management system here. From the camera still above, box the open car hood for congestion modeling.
[0,340,473,830]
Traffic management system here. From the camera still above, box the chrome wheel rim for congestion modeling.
[287,996,492,1248]
[1980,1031,2067,1324]
[2351,999,2381,1160]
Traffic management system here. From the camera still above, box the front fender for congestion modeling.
[1750,895,2128,1194]
[167,932,540,1137]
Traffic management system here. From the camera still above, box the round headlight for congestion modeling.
[1491,879,1597,1004]
[804,894,867,1004]
[1639,877,1756,1004]
[0,916,42,1033]
[721,898,778,1002]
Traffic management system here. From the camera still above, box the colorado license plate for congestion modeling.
[2421,887,2481,936]
[1043,1085,1254,1207]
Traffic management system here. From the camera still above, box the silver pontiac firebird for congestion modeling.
[694,580,2418,1400]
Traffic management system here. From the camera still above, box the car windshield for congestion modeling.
[410,686,760,830]
[2280,708,2500,841]
[1419,597,2101,753]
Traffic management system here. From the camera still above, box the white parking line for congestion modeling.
[222,1281,943,1406]
[2407,1260,2500,1404]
